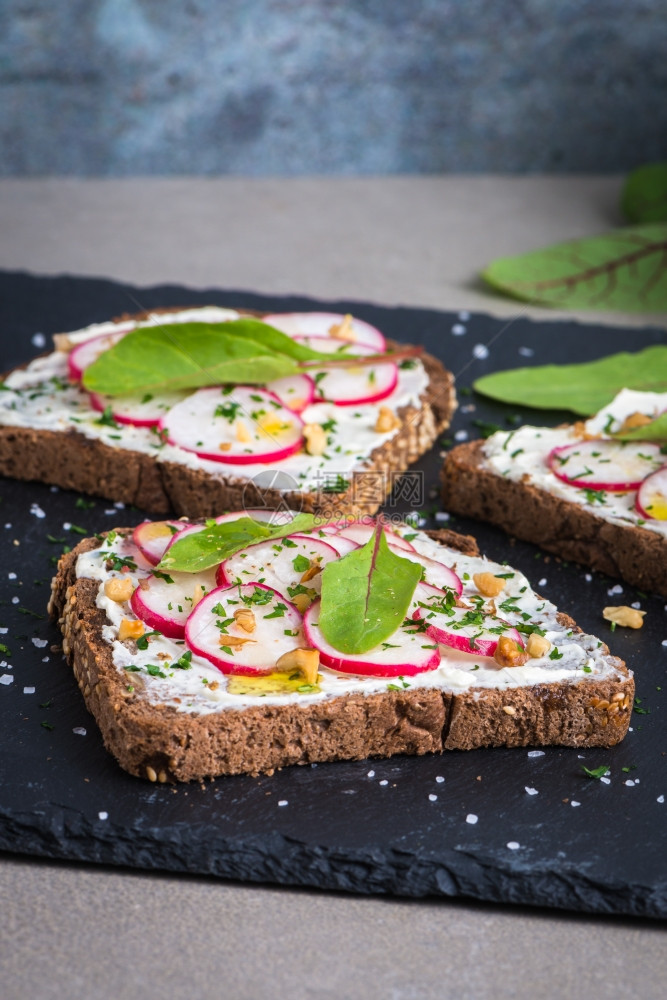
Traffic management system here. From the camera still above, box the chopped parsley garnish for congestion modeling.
[214,400,242,422]
[581,764,609,780]
[292,553,311,573]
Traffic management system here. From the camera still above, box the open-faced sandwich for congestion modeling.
[49,511,633,782]
[441,389,667,597]
[0,307,455,518]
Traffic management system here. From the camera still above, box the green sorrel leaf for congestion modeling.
[82,319,339,396]
[473,346,667,416]
[621,163,667,224]
[318,526,422,655]
[158,513,319,573]
[613,411,667,443]
[482,224,667,312]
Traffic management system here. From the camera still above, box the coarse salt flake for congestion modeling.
[435,776,445,784]
[451,324,467,336]
[31,638,48,649]
[600,776,611,785]
[525,787,538,796]
[278,800,288,807]
[367,769,375,778]
[527,750,545,758]
[538,578,547,587]
[30,504,46,519]
[428,794,438,802]
[31,332,46,348]
[98,811,108,820]
[585,574,593,582]
[518,346,534,357]
[7,572,16,580]
[466,814,478,825]
[607,584,624,596]
[454,429,468,441]
[472,344,489,360]
[625,779,636,787]
[11,597,19,605]
[571,801,581,808]
[23,686,35,694]
[379,779,389,786]
[658,795,664,804]
[507,841,520,850]
[0,674,13,685]
[73,727,87,736]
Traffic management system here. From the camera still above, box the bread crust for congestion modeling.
[441,440,667,597]
[49,528,633,782]
[0,308,456,519]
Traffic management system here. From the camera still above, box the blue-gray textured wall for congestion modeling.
[1,0,666,176]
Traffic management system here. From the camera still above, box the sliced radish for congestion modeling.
[133,520,190,567]
[159,386,304,465]
[636,465,667,520]
[262,312,387,352]
[316,533,359,557]
[412,598,523,657]
[303,601,440,677]
[216,534,338,596]
[335,522,416,552]
[394,550,462,596]
[548,440,664,492]
[295,336,398,407]
[68,329,130,382]
[185,583,303,675]
[130,567,218,639]
[89,389,188,427]
[266,374,315,413]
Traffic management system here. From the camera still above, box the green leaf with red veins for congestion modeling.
[319,525,422,655]
[82,319,341,396]
[158,513,319,573]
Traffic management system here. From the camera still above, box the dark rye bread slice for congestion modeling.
[49,528,633,783]
[0,307,456,519]
[441,440,667,598]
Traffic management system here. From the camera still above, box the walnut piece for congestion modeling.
[328,313,355,341]
[303,423,327,456]
[493,635,529,667]
[473,572,506,598]
[275,647,320,685]
[118,618,145,641]
[374,406,401,433]
[301,561,322,583]
[603,605,646,629]
[525,632,551,658]
[104,578,134,603]
[192,584,206,608]
[219,634,256,648]
[233,608,256,633]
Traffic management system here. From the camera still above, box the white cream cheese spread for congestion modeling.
[481,389,667,539]
[0,307,430,494]
[74,522,626,717]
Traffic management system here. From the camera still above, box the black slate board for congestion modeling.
[0,270,666,918]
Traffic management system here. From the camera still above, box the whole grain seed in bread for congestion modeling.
[0,306,456,519]
[441,389,667,596]
[49,515,633,782]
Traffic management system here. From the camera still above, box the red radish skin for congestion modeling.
[262,312,387,352]
[68,329,130,382]
[88,389,188,428]
[159,386,304,465]
[185,583,303,675]
[548,440,664,492]
[392,549,462,596]
[636,465,667,520]
[303,602,440,677]
[130,567,217,639]
[294,336,399,406]
[266,374,315,413]
[133,520,190,567]
[412,602,523,658]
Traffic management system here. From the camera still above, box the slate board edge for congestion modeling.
[0,806,664,919]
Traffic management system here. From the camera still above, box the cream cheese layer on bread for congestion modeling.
[481,390,667,539]
[74,521,627,716]
[0,307,429,494]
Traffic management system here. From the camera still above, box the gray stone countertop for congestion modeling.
[1,176,665,1000]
